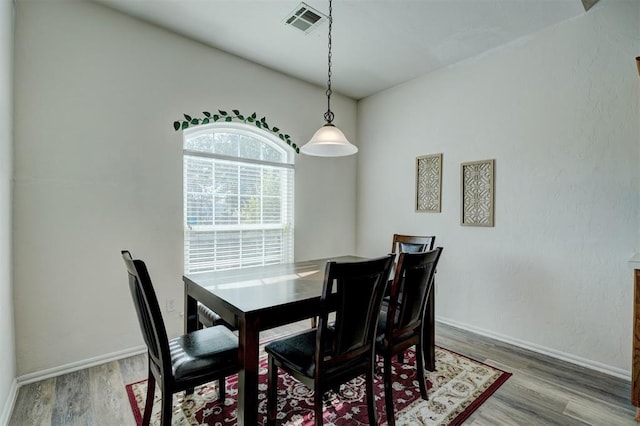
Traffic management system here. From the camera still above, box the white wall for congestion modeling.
[13,1,357,376]
[357,0,639,374]
[0,0,15,420]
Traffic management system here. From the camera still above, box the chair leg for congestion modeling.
[415,343,428,400]
[313,385,324,426]
[160,384,173,426]
[374,353,382,376]
[218,377,226,402]
[267,356,278,426]
[142,370,156,426]
[396,351,405,364]
[366,362,378,426]
[383,355,395,426]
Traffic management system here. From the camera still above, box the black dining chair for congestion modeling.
[265,254,395,426]
[121,250,239,425]
[391,233,435,254]
[387,233,436,363]
[197,302,235,330]
[376,248,443,426]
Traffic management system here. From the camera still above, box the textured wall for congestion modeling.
[0,0,15,420]
[13,1,357,375]
[357,0,639,374]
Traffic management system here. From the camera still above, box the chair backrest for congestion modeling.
[391,234,436,254]
[315,255,395,370]
[385,248,443,341]
[121,251,171,375]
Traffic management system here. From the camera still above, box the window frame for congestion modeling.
[183,122,295,273]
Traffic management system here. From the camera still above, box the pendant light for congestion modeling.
[301,0,358,157]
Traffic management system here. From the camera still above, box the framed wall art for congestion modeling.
[415,153,442,213]
[461,159,495,227]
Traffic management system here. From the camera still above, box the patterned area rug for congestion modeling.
[126,346,510,425]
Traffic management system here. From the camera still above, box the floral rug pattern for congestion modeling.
[126,346,510,425]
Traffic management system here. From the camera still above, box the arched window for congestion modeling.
[183,123,294,273]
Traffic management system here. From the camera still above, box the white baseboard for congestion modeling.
[437,316,631,381]
[16,345,146,386]
[0,379,18,426]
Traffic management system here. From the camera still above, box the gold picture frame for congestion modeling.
[416,153,442,213]
[461,159,495,227]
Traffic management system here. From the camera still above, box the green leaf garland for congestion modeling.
[173,109,299,154]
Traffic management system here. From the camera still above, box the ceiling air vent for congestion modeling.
[283,3,327,34]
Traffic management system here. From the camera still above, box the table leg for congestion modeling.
[423,284,436,371]
[237,315,260,426]
[184,283,198,333]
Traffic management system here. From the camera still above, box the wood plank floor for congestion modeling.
[8,321,637,425]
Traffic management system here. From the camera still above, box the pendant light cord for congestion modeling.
[324,0,335,124]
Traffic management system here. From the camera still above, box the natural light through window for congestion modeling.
[183,123,294,273]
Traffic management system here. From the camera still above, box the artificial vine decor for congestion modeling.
[173,109,299,154]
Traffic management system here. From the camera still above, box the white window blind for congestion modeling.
[183,124,294,273]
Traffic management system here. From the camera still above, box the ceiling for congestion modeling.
[94,0,591,100]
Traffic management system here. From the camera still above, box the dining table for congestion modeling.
[183,255,436,425]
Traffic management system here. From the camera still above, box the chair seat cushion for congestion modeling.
[170,325,238,382]
[265,328,367,379]
[197,303,222,327]
[376,311,417,346]
[265,329,317,377]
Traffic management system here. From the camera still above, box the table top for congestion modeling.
[183,255,363,315]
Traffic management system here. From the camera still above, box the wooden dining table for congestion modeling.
[183,255,436,425]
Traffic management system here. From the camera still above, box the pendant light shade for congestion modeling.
[301,123,358,157]
[301,0,357,157]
